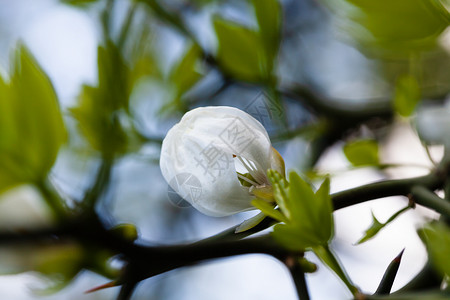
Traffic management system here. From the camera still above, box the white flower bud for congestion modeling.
[160,106,284,216]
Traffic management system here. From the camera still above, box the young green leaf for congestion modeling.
[163,43,203,113]
[61,0,98,8]
[0,45,66,194]
[393,74,421,117]
[357,206,410,244]
[251,198,287,223]
[170,43,203,96]
[268,170,359,295]
[70,42,137,157]
[343,139,379,167]
[268,170,334,249]
[418,222,450,276]
[252,0,281,72]
[323,0,450,55]
[213,17,268,82]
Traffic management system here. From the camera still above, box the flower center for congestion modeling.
[234,155,273,202]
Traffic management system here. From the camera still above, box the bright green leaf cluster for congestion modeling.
[0,45,66,195]
[343,139,379,167]
[213,0,281,83]
[418,222,450,277]
[257,170,333,250]
[393,74,421,117]
[256,170,359,295]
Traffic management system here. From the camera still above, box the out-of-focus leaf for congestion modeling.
[70,41,136,157]
[322,0,450,56]
[357,206,410,244]
[61,0,99,7]
[252,0,281,70]
[343,139,379,167]
[418,223,450,276]
[393,74,421,117]
[170,44,203,96]
[97,42,132,112]
[0,45,66,194]
[159,44,204,115]
[0,242,83,294]
[213,17,268,82]
[70,85,128,156]
[130,54,160,86]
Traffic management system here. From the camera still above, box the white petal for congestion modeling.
[160,106,273,216]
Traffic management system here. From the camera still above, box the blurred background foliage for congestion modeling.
[0,0,450,299]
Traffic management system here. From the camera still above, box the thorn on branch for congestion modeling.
[375,249,405,295]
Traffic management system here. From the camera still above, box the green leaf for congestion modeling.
[252,0,281,71]
[268,170,334,249]
[272,224,319,251]
[61,0,98,7]
[323,0,450,55]
[268,170,358,296]
[170,44,203,96]
[357,206,410,244]
[162,43,204,113]
[418,223,450,276]
[70,42,135,157]
[357,212,383,244]
[343,139,379,167]
[393,74,421,117]
[213,17,268,82]
[251,198,287,223]
[0,45,66,194]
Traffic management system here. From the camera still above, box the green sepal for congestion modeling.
[251,199,287,223]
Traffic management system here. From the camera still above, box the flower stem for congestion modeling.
[313,245,359,296]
